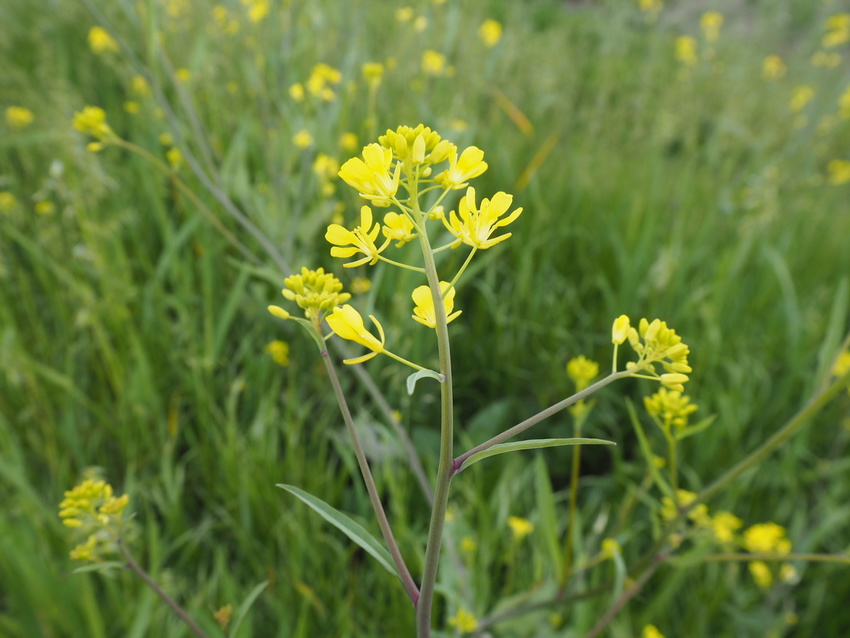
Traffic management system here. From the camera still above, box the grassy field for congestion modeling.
[2,0,850,636]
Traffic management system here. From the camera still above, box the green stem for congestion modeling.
[118,540,209,638]
[376,255,425,272]
[666,430,678,494]
[383,349,428,372]
[446,246,477,293]
[454,372,629,471]
[415,202,455,637]
[560,411,587,588]
[320,342,420,603]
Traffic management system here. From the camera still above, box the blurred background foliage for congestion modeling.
[1,0,849,635]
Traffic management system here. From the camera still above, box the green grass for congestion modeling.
[2,0,850,635]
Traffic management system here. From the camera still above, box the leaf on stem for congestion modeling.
[625,399,675,499]
[459,438,615,472]
[675,415,717,441]
[406,369,445,395]
[276,484,398,578]
[228,580,269,638]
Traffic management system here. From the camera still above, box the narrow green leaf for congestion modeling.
[675,415,717,441]
[228,580,269,638]
[276,484,398,578]
[460,438,614,471]
[625,399,674,499]
[72,561,126,574]
[406,369,445,395]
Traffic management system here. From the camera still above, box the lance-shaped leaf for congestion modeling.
[406,369,445,395]
[459,438,615,472]
[277,484,397,578]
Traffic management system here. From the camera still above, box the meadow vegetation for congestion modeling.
[2,0,850,636]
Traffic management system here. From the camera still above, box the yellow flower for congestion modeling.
[293,130,313,149]
[567,355,599,392]
[326,205,390,268]
[166,147,183,171]
[87,26,119,54]
[131,75,151,96]
[339,132,359,152]
[0,192,17,213]
[5,106,34,129]
[660,489,708,525]
[644,387,698,431]
[762,55,786,80]
[382,211,417,246]
[351,277,371,294]
[35,201,56,216]
[827,159,850,186]
[601,538,621,557]
[448,608,478,634]
[479,19,503,47]
[422,50,447,76]
[711,511,743,544]
[123,100,141,114]
[700,12,723,43]
[749,560,773,588]
[213,604,233,631]
[508,515,534,540]
[338,144,401,207]
[460,536,477,553]
[811,51,841,68]
[243,0,269,23]
[395,7,414,22]
[289,83,305,102]
[789,86,815,113]
[411,281,462,329]
[638,0,663,14]
[623,317,692,390]
[379,124,453,166]
[59,479,130,562]
[442,187,522,250]
[264,340,290,366]
[743,522,791,554]
[612,315,630,344]
[176,68,192,83]
[270,267,350,321]
[675,36,698,66]
[326,305,386,364]
[362,62,384,88]
[436,146,488,190]
[822,14,850,48]
[72,106,115,141]
[643,625,666,638]
[307,63,342,99]
[314,154,340,181]
[834,351,850,376]
[780,563,797,583]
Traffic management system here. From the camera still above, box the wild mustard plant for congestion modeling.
[269,124,696,635]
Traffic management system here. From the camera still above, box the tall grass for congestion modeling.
[1,0,849,635]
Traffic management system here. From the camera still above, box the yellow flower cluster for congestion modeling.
[611,315,692,391]
[675,36,698,67]
[479,19,503,47]
[241,0,269,23]
[72,106,116,149]
[508,515,535,541]
[743,522,794,588]
[88,26,119,55]
[567,355,599,392]
[448,608,478,633]
[59,479,129,561]
[827,159,850,186]
[822,13,850,49]
[762,54,786,80]
[5,106,34,129]
[644,387,698,431]
[268,267,351,321]
[699,12,723,44]
[264,340,290,366]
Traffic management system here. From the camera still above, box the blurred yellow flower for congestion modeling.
[175,68,192,83]
[422,50,447,76]
[460,536,477,553]
[643,625,666,638]
[395,7,414,22]
[307,63,342,100]
[131,75,151,96]
[326,305,386,364]
[811,50,841,68]
[834,351,850,376]
[166,147,183,171]
[700,12,723,43]
[442,187,522,250]
[638,0,663,13]
[675,36,698,66]
[601,538,621,557]
[339,132,359,152]
[789,86,815,112]
[411,281,462,329]
[72,106,115,141]
[289,83,305,102]
[711,511,742,544]
[351,277,371,295]
[508,515,534,540]
[123,100,140,114]
[0,192,17,213]
[35,201,56,216]
[213,604,233,631]
[762,55,786,80]
[242,0,269,23]
[567,355,599,392]
[264,340,290,366]
[293,130,313,149]
[362,62,384,88]
[743,522,791,554]
[88,26,119,54]
[749,560,772,588]
[827,159,850,185]
[448,608,478,634]
[5,106,34,129]
[479,19,503,47]
[414,16,428,32]
[822,14,850,48]
[644,387,698,431]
